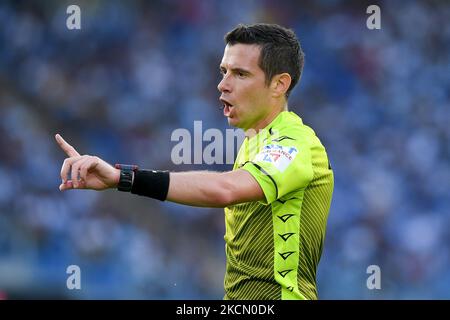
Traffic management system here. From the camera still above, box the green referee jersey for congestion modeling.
[224,111,334,300]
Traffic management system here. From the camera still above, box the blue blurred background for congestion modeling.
[0,0,449,299]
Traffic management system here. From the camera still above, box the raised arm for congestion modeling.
[55,134,264,208]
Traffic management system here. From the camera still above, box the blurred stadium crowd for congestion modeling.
[0,0,449,299]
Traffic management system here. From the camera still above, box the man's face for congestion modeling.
[218,44,273,131]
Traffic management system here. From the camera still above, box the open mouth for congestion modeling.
[219,97,234,117]
[220,98,233,109]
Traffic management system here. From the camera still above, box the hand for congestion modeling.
[55,134,120,191]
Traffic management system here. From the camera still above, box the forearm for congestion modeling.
[166,171,234,208]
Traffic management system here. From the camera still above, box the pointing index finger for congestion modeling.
[55,134,80,157]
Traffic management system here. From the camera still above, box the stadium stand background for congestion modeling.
[0,0,449,299]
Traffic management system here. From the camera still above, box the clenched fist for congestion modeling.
[55,134,120,191]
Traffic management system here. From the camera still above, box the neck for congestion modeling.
[245,103,288,138]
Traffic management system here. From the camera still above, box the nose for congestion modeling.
[217,75,231,93]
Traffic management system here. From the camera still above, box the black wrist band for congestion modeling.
[130,170,170,201]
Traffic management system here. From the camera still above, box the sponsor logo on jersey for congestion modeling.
[254,144,298,172]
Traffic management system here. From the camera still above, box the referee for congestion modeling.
[56,23,334,300]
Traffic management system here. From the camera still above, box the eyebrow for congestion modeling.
[220,66,252,75]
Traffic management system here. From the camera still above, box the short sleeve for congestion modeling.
[241,138,314,204]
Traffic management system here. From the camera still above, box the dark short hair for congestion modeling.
[225,23,304,98]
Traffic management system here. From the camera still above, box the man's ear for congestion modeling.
[271,73,292,98]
